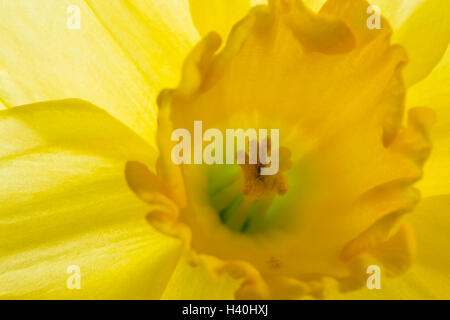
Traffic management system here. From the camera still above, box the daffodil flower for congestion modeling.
[0,0,449,299]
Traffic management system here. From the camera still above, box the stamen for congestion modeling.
[210,179,242,212]
[244,196,275,233]
[226,197,257,232]
[239,144,291,199]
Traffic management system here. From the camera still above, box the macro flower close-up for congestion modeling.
[0,0,449,301]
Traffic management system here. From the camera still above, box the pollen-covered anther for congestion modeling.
[239,143,292,200]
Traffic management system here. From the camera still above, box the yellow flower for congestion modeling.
[0,0,449,299]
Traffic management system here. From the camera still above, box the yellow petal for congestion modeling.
[408,48,450,122]
[0,0,198,146]
[392,0,450,86]
[0,99,156,165]
[0,99,181,298]
[251,0,268,6]
[409,47,450,197]
[0,212,181,299]
[85,0,199,93]
[407,194,450,298]
[161,257,241,300]
[368,0,424,30]
[189,0,250,41]
[304,0,422,18]
[331,195,450,299]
